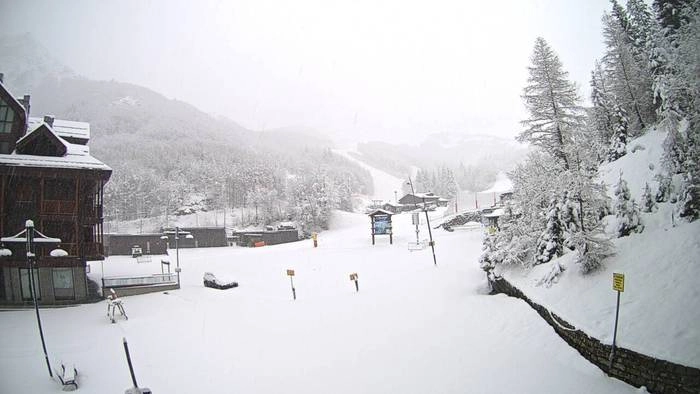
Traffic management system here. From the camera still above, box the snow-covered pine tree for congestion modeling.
[641,182,657,212]
[678,140,700,221]
[626,0,655,62]
[614,174,643,236]
[569,228,615,274]
[518,37,583,170]
[534,197,565,265]
[602,6,656,135]
[559,191,581,234]
[479,233,499,272]
[608,103,630,161]
[590,62,617,161]
[655,173,673,202]
[662,125,687,174]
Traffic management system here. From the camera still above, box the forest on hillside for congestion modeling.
[15,74,373,233]
[481,0,699,277]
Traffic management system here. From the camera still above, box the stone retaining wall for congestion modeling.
[489,275,700,393]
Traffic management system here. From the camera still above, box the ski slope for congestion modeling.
[0,166,636,394]
[333,149,405,202]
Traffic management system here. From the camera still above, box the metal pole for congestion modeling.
[123,337,139,388]
[423,200,438,267]
[290,276,296,300]
[175,227,180,287]
[609,290,621,368]
[26,222,53,378]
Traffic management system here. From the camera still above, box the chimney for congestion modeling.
[0,73,4,83]
[22,95,30,115]
[44,115,55,127]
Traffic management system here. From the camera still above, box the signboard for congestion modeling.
[287,269,295,277]
[613,273,625,292]
[373,214,391,235]
[412,213,420,225]
[349,273,358,281]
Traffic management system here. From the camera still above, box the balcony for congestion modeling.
[42,200,77,215]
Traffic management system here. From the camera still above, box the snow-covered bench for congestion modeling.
[54,361,78,391]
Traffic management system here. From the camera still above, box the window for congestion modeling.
[53,268,75,300]
[0,98,16,134]
[53,268,73,288]
[0,141,10,154]
[19,268,41,300]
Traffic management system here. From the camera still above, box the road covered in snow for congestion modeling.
[0,205,635,393]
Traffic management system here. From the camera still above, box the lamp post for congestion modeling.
[406,178,438,266]
[1,219,66,378]
[161,226,193,288]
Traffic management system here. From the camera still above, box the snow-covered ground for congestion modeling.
[501,130,700,368]
[0,206,635,393]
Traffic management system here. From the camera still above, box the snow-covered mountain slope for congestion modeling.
[502,129,700,368]
[334,148,405,202]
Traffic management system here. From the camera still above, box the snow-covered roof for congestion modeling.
[27,117,90,142]
[367,208,394,216]
[0,122,109,171]
[483,208,505,218]
[0,151,111,171]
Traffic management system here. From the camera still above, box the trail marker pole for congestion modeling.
[350,273,359,292]
[287,269,296,300]
[123,337,138,389]
[609,273,625,369]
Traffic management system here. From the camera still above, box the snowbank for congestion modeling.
[502,130,700,368]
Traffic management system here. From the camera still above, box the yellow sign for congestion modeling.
[312,233,318,240]
[613,273,625,292]
[349,273,358,281]
[287,269,295,277]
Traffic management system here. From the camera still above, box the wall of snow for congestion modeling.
[489,275,700,393]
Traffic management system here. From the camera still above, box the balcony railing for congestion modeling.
[42,199,77,215]
[102,273,178,288]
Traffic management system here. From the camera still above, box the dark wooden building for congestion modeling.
[0,76,111,304]
[180,227,227,248]
[104,233,168,256]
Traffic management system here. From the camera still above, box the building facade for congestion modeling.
[0,76,111,304]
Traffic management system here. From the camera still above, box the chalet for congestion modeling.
[398,192,450,208]
[381,202,404,214]
[0,75,111,304]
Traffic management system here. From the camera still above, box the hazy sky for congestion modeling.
[1,0,614,144]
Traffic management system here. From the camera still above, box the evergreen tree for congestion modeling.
[614,174,643,236]
[569,228,615,274]
[655,173,673,202]
[559,191,581,233]
[518,37,583,170]
[534,197,565,265]
[641,182,657,212]
[608,103,630,161]
[602,9,656,134]
[590,61,616,159]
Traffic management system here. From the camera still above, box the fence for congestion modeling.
[102,273,177,288]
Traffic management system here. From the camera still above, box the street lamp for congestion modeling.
[161,227,193,288]
[1,219,67,378]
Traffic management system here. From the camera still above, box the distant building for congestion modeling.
[179,227,227,248]
[0,75,111,304]
[399,192,450,208]
[104,234,168,256]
